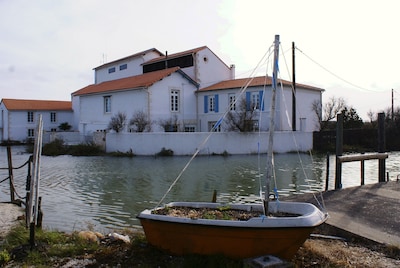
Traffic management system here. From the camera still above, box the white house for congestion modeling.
[1,45,324,153]
[0,99,73,143]
[72,67,200,135]
[72,46,235,136]
[197,76,323,132]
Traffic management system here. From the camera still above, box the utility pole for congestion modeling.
[392,88,394,120]
[292,42,296,131]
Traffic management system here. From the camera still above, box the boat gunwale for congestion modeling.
[137,201,328,228]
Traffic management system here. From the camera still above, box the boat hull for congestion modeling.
[138,201,327,259]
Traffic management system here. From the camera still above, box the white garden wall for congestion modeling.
[105,131,313,155]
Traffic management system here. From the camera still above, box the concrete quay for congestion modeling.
[286,181,400,246]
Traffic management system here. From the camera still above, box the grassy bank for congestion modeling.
[1,224,399,267]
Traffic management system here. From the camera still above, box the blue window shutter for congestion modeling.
[246,92,251,111]
[214,94,219,113]
[259,90,264,111]
[204,96,208,113]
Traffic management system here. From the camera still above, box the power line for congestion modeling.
[295,46,386,93]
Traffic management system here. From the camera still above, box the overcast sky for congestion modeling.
[1,0,399,120]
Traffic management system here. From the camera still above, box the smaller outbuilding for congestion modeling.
[0,98,73,143]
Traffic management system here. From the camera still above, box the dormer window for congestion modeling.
[119,64,127,70]
[108,67,116,73]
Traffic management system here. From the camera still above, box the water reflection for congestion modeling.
[0,146,399,232]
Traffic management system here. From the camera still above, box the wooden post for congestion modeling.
[7,146,15,202]
[361,160,365,185]
[325,153,330,191]
[335,113,343,189]
[378,113,385,182]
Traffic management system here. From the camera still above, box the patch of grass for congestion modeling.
[156,147,174,156]
[1,225,98,266]
[42,138,67,156]
[108,149,135,157]
[67,142,104,156]
[0,250,11,266]
[41,140,105,156]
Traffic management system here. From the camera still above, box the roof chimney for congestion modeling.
[230,64,235,79]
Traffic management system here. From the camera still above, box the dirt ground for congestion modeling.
[1,203,399,267]
[296,238,400,268]
[0,203,24,238]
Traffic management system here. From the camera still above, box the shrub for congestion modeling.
[42,139,67,156]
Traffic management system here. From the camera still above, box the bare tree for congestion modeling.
[323,96,346,122]
[312,96,347,130]
[367,110,376,123]
[129,111,151,132]
[225,97,258,132]
[311,99,322,130]
[159,114,179,132]
[108,111,127,133]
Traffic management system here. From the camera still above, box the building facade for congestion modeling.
[1,45,324,146]
[0,99,73,142]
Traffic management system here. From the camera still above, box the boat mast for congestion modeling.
[264,34,280,215]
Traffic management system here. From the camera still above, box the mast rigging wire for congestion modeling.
[156,43,275,208]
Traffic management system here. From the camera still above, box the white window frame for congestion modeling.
[184,125,196,132]
[229,94,236,111]
[208,121,221,132]
[209,95,215,112]
[27,111,34,123]
[50,112,57,123]
[170,90,180,112]
[104,96,111,113]
[251,92,260,110]
[28,128,35,137]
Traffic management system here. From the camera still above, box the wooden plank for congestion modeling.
[337,153,388,163]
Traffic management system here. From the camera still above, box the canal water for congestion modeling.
[0,146,399,232]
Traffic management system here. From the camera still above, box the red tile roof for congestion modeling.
[144,46,208,64]
[199,76,324,92]
[1,99,72,111]
[72,67,181,96]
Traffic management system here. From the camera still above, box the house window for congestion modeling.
[184,125,196,132]
[208,121,221,132]
[108,67,116,73]
[50,112,57,123]
[28,129,35,138]
[251,92,260,110]
[170,90,179,112]
[209,96,215,112]
[204,94,219,113]
[246,91,264,111]
[119,64,127,70]
[229,94,236,111]
[51,128,57,132]
[104,96,111,113]
[27,112,34,123]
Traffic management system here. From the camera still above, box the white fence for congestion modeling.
[105,131,313,155]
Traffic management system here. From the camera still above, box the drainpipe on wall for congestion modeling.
[145,87,151,129]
